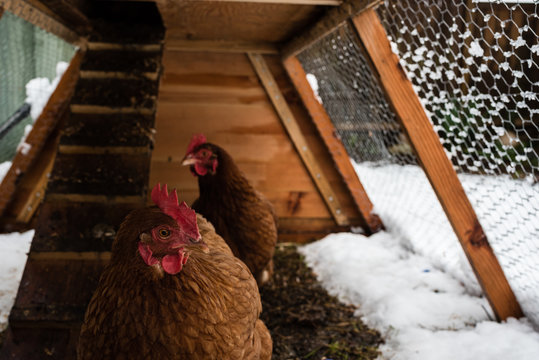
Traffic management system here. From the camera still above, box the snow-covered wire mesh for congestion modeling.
[0,11,75,163]
[298,0,539,327]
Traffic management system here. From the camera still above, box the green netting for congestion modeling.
[0,11,75,162]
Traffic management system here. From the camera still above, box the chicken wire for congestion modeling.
[297,0,539,327]
[0,11,75,163]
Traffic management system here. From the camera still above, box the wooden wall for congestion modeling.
[149,50,363,241]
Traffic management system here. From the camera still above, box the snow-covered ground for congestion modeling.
[301,162,539,359]
[0,231,33,331]
[1,149,538,358]
[0,62,68,331]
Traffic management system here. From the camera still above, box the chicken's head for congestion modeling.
[181,133,218,176]
[136,183,207,275]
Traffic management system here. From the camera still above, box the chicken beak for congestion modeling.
[181,154,197,166]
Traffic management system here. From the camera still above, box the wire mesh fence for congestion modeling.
[298,0,539,327]
[0,11,75,163]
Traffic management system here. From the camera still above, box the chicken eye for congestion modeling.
[158,228,171,238]
[200,150,208,157]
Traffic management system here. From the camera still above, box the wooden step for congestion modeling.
[9,257,108,328]
[81,49,161,73]
[46,152,150,197]
[32,201,140,252]
[60,112,154,148]
[71,77,158,109]
[0,327,78,360]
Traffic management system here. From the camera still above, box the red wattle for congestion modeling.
[162,251,185,275]
[194,163,207,176]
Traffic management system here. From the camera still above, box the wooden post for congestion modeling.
[282,0,382,60]
[248,53,350,226]
[283,56,382,234]
[0,50,84,218]
[351,9,523,321]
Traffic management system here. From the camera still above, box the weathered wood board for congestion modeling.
[150,50,363,235]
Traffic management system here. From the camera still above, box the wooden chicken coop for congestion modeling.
[0,0,528,358]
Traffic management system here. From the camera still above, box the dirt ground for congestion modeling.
[260,244,383,360]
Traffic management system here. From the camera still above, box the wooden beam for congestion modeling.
[166,39,279,54]
[31,0,91,35]
[283,56,382,233]
[0,0,80,44]
[145,0,342,4]
[352,9,523,321]
[282,0,382,60]
[0,49,84,219]
[7,126,62,224]
[248,53,349,226]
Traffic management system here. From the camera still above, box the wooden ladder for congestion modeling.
[1,2,164,358]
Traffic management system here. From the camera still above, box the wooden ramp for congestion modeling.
[0,2,164,358]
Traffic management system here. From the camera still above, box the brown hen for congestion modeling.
[77,183,272,360]
[182,134,278,286]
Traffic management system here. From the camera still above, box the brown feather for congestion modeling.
[191,143,278,286]
[77,208,272,359]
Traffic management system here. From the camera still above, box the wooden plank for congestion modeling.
[70,104,154,115]
[87,42,162,51]
[32,201,139,252]
[47,153,150,197]
[249,53,349,225]
[79,70,159,81]
[8,126,61,223]
[282,0,382,60]
[166,39,278,54]
[44,194,144,204]
[57,145,151,155]
[158,0,324,44]
[352,9,523,321]
[179,0,341,4]
[0,0,79,44]
[32,0,91,35]
[283,56,382,233]
[0,49,83,219]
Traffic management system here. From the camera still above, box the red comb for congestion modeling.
[151,183,201,240]
[186,133,207,154]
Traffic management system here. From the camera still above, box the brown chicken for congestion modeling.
[181,134,278,286]
[77,183,272,360]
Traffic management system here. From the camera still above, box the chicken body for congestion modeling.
[183,140,278,286]
[78,205,272,360]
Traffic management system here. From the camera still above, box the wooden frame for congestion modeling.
[182,0,342,5]
[0,49,84,220]
[166,39,278,54]
[248,53,350,226]
[351,9,522,321]
[282,0,382,60]
[0,0,81,44]
[283,56,382,233]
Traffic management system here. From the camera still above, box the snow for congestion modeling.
[0,231,33,331]
[301,162,539,359]
[0,162,12,184]
[25,61,68,121]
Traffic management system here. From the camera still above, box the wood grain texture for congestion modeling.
[166,39,278,54]
[157,0,324,43]
[0,50,83,219]
[0,0,79,43]
[282,0,382,59]
[352,9,522,321]
[283,55,382,233]
[5,126,61,224]
[150,50,363,227]
[249,53,349,225]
